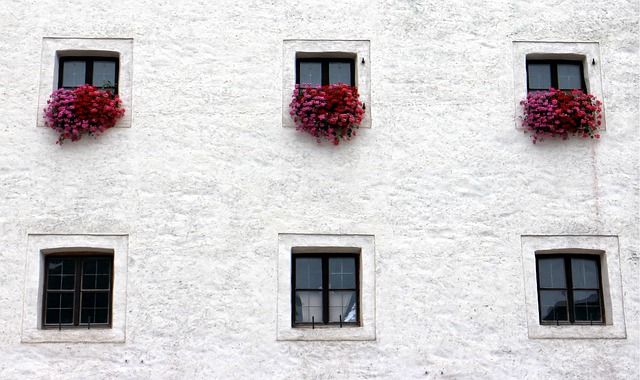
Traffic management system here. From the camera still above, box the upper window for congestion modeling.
[58,57,119,93]
[43,254,113,328]
[536,254,603,325]
[293,253,359,327]
[296,58,354,87]
[527,60,586,92]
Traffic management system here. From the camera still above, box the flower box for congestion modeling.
[43,84,125,144]
[520,88,602,144]
[289,83,365,145]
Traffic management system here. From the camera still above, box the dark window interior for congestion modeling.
[296,58,355,87]
[526,60,586,92]
[58,57,119,93]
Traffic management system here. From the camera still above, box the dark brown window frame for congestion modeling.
[535,253,605,325]
[296,57,355,86]
[526,59,586,92]
[42,252,114,329]
[291,252,360,328]
[58,56,120,93]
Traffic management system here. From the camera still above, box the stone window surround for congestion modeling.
[22,234,128,343]
[37,37,133,129]
[282,39,371,129]
[277,233,376,341]
[521,235,626,339]
[513,41,605,131]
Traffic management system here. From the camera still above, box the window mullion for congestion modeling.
[321,61,330,86]
[550,63,559,90]
[565,257,575,323]
[322,256,329,324]
[73,258,82,326]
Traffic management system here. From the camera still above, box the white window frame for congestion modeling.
[22,234,128,343]
[37,37,133,129]
[521,235,626,339]
[277,233,376,341]
[513,41,605,131]
[282,40,371,129]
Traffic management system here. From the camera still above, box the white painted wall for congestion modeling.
[0,0,637,378]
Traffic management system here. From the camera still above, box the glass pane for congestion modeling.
[527,63,551,90]
[47,259,75,290]
[571,258,599,289]
[62,61,86,88]
[92,61,116,88]
[537,258,566,288]
[573,290,602,322]
[539,290,568,322]
[299,62,322,87]
[329,290,357,322]
[294,290,322,323]
[82,258,111,290]
[45,293,74,324]
[295,258,322,289]
[81,292,110,324]
[558,63,582,90]
[329,62,352,85]
[329,257,356,289]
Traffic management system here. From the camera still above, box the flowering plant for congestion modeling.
[43,84,125,144]
[289,83,365,145]
[520,88,602,144]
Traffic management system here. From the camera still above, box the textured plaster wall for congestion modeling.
[0,0,638,379]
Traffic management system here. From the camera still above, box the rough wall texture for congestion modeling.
[0,0,638,379]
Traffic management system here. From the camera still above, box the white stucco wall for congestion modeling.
[0,0,638,379]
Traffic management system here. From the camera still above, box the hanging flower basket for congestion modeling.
[43,84,125,144]
[289,83,365,145]
[520,88,602,144]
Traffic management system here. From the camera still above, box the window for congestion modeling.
[512,41,605,130]
[37,38,133,129]
[297,58,354,87]
[527,60,586,92]
[43,254,113,328]
[520,235,626,339]
[22,234,128,343]
[282,40,371,129]
[277,233,375,341]
[292,253,359,327]
[58,57,119,93]
[536,254,603,325]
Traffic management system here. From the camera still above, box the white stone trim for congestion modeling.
[21,234,128,343]
[521,235,626,339]
[512,41,605,130]
[277,233,376,341]
[282,39,371,129]
[37,37,133,129]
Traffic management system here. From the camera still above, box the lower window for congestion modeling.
[536,254,603,325]
[43,254,113,328]
[293,253,359,327]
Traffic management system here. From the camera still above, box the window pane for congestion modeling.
[558,63,582,90]
[299,62,322,87]
[573,290,602,322]
[81,292,110,324]
[47,259,75,290]
[45,293,74,324]
[82,258,111,290]
[295,258,322,289]
[329,257,356,289]
[571,258,599,289]
[537,257,566,288]
[294,290,323,323]
[62,61,86,88]
[329,290,357,322]
[92,61,116,88]
[527,63,551,90]
[539,290,568,322]
[329,62,352,86]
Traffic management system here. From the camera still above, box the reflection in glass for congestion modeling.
[329,258,356,289]
[538,258,566,288]
[62,61,86,88]
[527,63,551,90]
[573,290,601,322]
[82,258,111,290]
[571,258,599,289]
[295,258,322,289]
[540,290,568,322]
[45,293,74,324]
[47,259,75,290]
[329,290,357,322]
[558,64,582,89]
[92,61,116,88]
[81,292,110,324]
[299,62,322,87]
